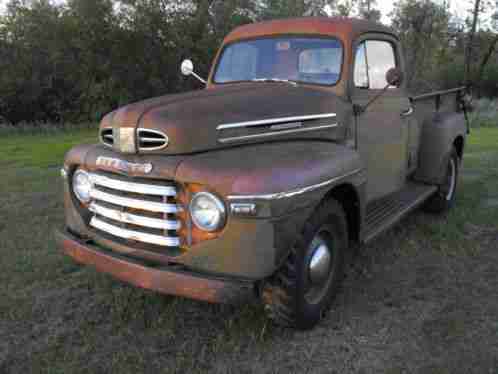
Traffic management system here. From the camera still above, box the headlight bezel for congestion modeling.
[72,168,93,204]
[189,191,226,233]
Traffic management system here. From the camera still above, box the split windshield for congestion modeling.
[214,37,343,86]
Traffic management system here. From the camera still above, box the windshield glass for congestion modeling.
[214,37,343,86]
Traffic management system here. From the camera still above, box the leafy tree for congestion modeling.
[391,0,452,91]
[358,0,381,22]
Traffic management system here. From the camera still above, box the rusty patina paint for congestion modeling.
[55,230,254,304]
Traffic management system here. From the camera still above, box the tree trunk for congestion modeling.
[464,0,482,85]
[476,34,498,97]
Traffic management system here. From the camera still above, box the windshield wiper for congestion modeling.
[251,78,298,87]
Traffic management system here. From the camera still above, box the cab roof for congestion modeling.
[224,17,396,44]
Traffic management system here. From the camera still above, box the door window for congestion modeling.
[354,40,397,89]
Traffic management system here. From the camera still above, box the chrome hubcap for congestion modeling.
[309,241,332,285]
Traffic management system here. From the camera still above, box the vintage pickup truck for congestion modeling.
[56,17,470,329]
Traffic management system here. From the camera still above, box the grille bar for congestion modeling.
[91,173,176,197]
[90,189,179,213]
[90,217,180,247]
[90,202,181,230]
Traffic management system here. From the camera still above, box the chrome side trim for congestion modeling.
[90,173,176,197]
[90,203,181,230]
[227,169,364,201]
[90,189,179,213]
[217,113,337,131]
[218,124,338,144]
[90,217,180,247]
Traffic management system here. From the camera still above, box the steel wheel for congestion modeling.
[262,199,348,330]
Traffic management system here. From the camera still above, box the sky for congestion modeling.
[0,0,486,26]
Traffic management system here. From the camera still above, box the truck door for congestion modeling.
[351,36,411,202]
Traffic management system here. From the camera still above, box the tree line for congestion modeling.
[0,0,497,125]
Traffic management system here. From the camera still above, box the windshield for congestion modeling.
[214,37,343,86]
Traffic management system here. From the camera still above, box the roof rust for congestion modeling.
[223,17,396,44]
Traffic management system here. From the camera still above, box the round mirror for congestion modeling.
[181,59,194,76]
[386,67,403,87]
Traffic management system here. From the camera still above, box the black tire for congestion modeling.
[423,147,459,214]
[262,199,348,330]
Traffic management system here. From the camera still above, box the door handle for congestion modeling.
[401,107,414,117]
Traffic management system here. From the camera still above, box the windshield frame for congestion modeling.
[211,34,345,88]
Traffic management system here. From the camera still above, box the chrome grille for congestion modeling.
[99,128,168,151]
[87,172,181,247]
[137,129,169,151]
[100,128,114,147]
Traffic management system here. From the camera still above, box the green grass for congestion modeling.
[0,127,96,169]
[0,127,497,373]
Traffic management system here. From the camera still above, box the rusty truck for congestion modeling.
[56,17,470,329]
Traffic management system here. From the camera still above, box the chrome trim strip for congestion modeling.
[90,173,176,196]
[90,203,181,230]
[218,124,338,144]
[217,113,337,131]
[140,138,166,143]
[90,217,180,247]
[90,189,179,213]
[137,128,169,151]
[227,169,364,201]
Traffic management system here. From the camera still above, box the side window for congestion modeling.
[354,40,397,90]
[354,43,369,88]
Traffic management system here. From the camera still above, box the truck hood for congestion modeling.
[100,83,349,155]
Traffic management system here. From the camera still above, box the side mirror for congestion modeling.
[180,59,206,85]
[181,59,194,76]
[386,67,403,87]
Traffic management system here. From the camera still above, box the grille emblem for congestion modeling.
[96,156,153,174]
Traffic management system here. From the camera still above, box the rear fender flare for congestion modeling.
[414,112,466,185]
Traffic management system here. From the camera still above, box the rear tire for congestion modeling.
[423,147,459,214]
[262,199,348,330]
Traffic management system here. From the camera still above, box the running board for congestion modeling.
[363,182,437,243]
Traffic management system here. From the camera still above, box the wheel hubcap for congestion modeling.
[309,242,331,285]
[305,233,334,304]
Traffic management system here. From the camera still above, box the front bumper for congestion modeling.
[55,229,255,304]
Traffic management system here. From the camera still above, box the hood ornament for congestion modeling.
[96,157,153,175]
[113,127,136,154]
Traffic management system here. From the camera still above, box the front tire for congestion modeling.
[262,199,348,330]
[423,147,459,214]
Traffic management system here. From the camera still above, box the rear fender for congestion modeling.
[414,112,466,185]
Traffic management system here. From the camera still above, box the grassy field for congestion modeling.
[1,126,497,373]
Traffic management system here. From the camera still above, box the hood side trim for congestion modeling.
[218,123,338,144]
[217,113,337,131]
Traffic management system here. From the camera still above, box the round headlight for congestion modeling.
[72,169,93,204]
[189,192,226,232]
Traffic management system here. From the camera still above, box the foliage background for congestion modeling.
[0,0,497,125]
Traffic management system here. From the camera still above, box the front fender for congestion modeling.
[176,141,365,275]
[414,112,466,184]
[176,140,364,216]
